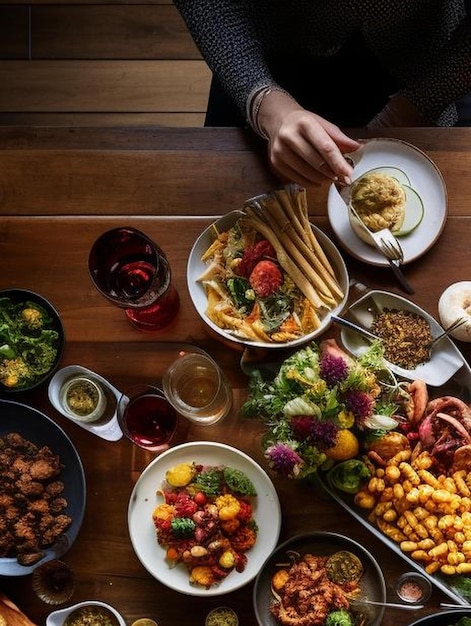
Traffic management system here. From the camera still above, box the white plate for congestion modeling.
[128,441,281,596]
[187,210,349,349]
[327,138,447,266]
[341,290,464,387]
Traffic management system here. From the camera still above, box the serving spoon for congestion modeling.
[351,598,424,611]
[330,314,466,361]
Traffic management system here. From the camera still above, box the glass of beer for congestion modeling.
[162,351,232,425]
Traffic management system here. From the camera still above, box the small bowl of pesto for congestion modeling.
[0,288,65,393]
[46,601,126,626]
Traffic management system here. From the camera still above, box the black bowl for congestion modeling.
[253,531,386,626]
[0,399,86,575]
[0,288,65,393]
[406,610,471,625]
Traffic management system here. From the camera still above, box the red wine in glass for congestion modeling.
[118,385,177,452]
[88,227,179,331]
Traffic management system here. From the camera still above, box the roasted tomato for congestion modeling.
[237,240,276,278]
[249,260,283,297]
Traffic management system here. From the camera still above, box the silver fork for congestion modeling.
[349,204,414,294]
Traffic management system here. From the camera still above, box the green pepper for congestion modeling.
[0,344,16,359]
[327,459,371,494]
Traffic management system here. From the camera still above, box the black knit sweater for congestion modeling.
[174,0,471,126]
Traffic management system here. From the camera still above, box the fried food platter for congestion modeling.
[0,399,86,576]
[317,355,471,606]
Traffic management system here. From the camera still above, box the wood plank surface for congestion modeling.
[0,60,211,112]
[0,127,470,626]
[0,112,206,126]
[31,5,202,59]
[0,128,470,217]
[0,6,29,59]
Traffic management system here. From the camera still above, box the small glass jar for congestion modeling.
[59,375,107,423]
[205,607,239,626]
[395,571,432,604]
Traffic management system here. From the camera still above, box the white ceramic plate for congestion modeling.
[327,138,447,266]
[128,441,281,596]
[187,210,349,349]
[253,532,386,626]
[341,290,464,387]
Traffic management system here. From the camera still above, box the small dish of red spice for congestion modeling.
[395,572,432,604]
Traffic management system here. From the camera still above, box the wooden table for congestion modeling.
[1,126,471,626]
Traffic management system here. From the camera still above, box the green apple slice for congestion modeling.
[393,184,425,237]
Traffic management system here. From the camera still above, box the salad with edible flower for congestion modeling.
[241,338,402,480]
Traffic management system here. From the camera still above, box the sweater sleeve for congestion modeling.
[401,14,471,125]
[173,0,279,117]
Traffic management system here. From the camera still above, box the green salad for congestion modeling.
[0,296,60,388]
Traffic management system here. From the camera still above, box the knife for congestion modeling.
[329,314,380,342]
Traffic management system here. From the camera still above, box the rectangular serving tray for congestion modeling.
[317,359,471,606]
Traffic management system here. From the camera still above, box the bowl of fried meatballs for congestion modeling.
[0,399,86,575]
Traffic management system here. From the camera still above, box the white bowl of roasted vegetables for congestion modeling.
[128,441,281,596]
[0,289,65,393]
[187,184,349,349]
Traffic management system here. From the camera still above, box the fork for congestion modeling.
[349,204,414,294]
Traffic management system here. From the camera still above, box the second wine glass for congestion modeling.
[88,227,180,331]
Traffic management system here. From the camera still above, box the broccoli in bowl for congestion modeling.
[0,289,64,391]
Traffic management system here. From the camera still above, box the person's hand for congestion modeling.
[367,93,428,128]
[257,89,361,187]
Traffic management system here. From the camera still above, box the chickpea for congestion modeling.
[399,462,420,485]
[385,465,401,482]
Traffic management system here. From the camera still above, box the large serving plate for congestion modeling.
[253,531,386,626]
[0,399,86,575]
[317,359,471,606]
[128,441,281,596]
[327,138,447,266]
[187,210,349,350]
[341,289,465,387]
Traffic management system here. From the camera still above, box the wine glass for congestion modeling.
[162,350,232,425]
[88,227,180,331]
[117,384,178,453]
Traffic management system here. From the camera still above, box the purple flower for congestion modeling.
[320,353,349,387]
[290,415,338,449]
[344,390,374,420]
[264,442,303,478]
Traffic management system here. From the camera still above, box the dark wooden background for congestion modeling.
[0,0,211,126]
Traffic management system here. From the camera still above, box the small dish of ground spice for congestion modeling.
[395,572,432,604]
[340,289,465,387]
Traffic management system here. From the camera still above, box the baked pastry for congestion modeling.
[0,593,37,626]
